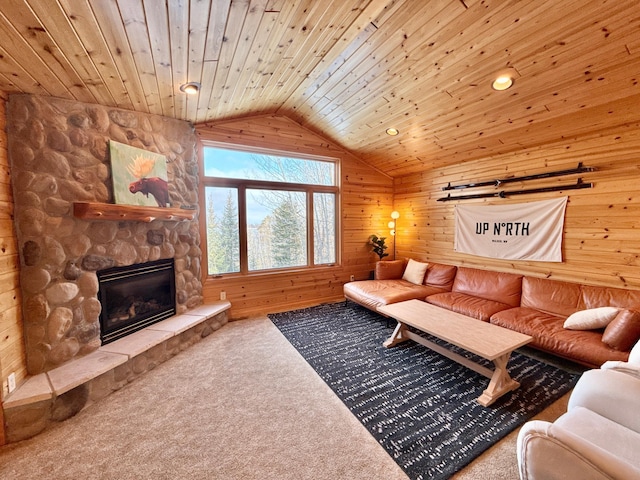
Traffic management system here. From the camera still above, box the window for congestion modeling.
[203,144,339,275]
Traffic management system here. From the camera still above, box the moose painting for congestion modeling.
[110,141,170,207]
[126,156,170,207]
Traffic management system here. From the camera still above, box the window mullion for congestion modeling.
[307,189,314,267]
[238,185,249,273]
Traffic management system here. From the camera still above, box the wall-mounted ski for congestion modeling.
[442,162,595,191]
[437,178,593,202]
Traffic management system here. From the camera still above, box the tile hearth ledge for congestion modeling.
[4,301,231,409]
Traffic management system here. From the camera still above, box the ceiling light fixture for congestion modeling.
[180,82,201,94]
[386,128,399,136]
[492,75,513,91]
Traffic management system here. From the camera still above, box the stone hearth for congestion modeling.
[3,302,230,443]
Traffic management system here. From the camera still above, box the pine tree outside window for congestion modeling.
[202,144,339,275]
[205,187,240,274]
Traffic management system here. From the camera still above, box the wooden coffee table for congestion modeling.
[377,299,532,406]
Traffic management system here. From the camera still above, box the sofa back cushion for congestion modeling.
[579,285,640,310]
[452,266,522,307]
[521,276,582,317]
[375,259,406,280]
[423,262,457,290]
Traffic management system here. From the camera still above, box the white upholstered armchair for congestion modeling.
[517,341,640,480]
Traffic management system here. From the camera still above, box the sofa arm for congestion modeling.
[517,420,640,480]
[568,368,640,433]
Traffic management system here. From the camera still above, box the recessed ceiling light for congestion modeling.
[180,82,201,94]
[386,128,399,136]
[492,75,513,91]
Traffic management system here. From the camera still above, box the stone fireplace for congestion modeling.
[7,94,203,375]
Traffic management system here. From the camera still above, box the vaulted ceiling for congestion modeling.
[1,0,639,176]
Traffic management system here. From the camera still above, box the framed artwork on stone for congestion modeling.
[109,140,170,207]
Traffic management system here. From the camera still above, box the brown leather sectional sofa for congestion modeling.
[343,259,640,367]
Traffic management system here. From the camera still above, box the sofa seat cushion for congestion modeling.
[490,307,629,367]
[344,280,446,310]
[426,292,514,321]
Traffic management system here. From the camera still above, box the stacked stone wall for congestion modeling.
[7,94,203,374]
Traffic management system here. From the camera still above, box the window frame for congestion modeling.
[201,141,341,277]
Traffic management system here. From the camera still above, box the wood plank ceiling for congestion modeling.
[0,0,639,177]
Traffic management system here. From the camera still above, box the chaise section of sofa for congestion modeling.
[343,260,456,311]
[426,266,523,321]
[490,277,634,367]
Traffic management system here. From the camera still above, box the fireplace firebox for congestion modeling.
[97,258,176,344]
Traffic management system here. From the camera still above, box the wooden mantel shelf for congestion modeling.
[73,202,196,222]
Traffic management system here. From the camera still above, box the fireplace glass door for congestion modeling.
[98,258,176,344]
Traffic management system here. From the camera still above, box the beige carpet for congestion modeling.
[0,316,569,479]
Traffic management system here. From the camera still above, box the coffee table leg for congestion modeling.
[383,321,410,348]
[477,352,520,406]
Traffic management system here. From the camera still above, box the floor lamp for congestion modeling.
[388,211,400,259]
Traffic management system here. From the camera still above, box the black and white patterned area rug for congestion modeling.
[268,302,579,480]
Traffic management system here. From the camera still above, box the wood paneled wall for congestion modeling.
[394,126,640,289]
[197,115,393,318]
[0,91,25,443]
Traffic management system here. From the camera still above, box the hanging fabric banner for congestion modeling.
[454,197,567,262]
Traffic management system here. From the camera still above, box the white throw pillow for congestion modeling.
[402,259,428,285]
[563,306,620,330]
